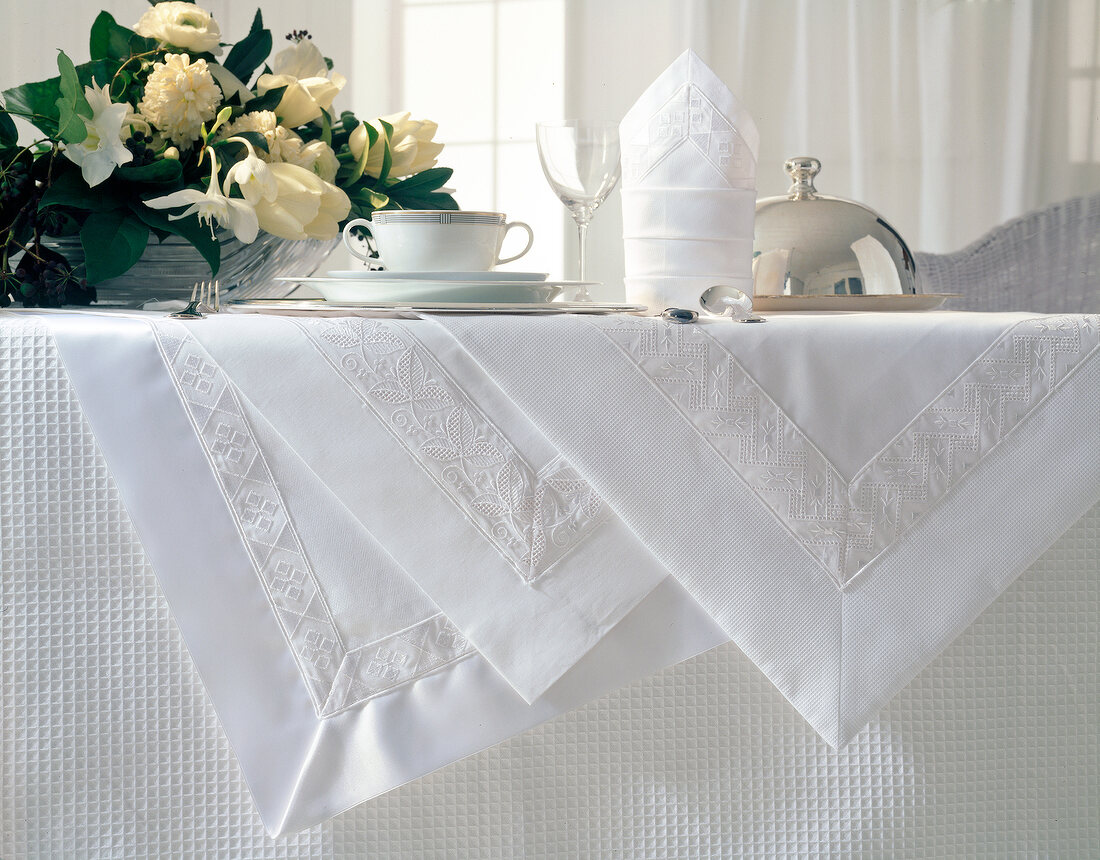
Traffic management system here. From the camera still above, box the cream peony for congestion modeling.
[217,110,303,163]
[290,139,340,183]
[63,82,133,187]
[255,40,345,128]
[137,53,221,148]
[348,112,443,179]
[253,162,350,240]
[135,2,222,56]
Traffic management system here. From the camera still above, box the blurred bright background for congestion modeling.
[4,0,1099,299]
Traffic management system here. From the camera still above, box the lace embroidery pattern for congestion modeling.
[296,317,606,584]
[622,83,754,187]
[151,323,472,717]
[598,315,1100,588]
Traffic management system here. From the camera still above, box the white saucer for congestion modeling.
[325,270,549,282]
[277,277,598,304]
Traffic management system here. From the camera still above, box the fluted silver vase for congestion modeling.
[44,229,340,307]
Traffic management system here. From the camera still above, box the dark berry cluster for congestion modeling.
[10,246,95,309]
[125,132,156,167]
[286,28,311,42]
[0,160,32,207]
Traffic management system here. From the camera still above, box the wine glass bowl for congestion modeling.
[536,120,622,293]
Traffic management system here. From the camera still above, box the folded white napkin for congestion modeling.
[620,50,760,313]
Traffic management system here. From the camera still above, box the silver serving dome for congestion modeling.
[753,157,918,297]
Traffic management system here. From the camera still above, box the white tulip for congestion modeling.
[348,112,444,179]
[256,40,345,128]
[253,162,350,240]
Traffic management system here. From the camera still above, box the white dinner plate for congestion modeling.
[227,298,647,316]
[325,270,550,282]
[276,277,598,304]
[751,294,958,312]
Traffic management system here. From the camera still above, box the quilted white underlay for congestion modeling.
[2,327,1098,858]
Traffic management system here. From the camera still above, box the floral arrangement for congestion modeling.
[0,1,457,307]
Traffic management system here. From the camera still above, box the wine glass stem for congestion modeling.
[576,220,589,287]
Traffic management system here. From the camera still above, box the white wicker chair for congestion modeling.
[915,193,1100,313]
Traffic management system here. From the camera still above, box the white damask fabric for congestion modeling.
[2,310,1096,856]
[432,309,1100,746]
[3,307,1097,840]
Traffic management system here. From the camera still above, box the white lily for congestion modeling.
[144,150,259,243]
[222,137,277,205]
[63,82,133,187]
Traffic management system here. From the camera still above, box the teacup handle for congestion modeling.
[342,217,375,263]
[496,221,534,265]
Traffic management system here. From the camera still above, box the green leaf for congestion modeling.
[349,121,377,183]
[223,9,271,84]
[55,51,91,145]
[80,209,150,284]
[89,11,157,62]
[0,110,18,147]
[213,130,268,154]
[397,190,459,211]
[320,108,332,146]
[117,158,183,184]
[3,60,111,138]
[385,167,453,195]
[350,188,390,209]
[376,118,394,184]
[40,167,127,210]
[130,201,220,276]
[242,85,285,114]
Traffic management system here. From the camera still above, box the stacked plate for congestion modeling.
[277,270,596,305]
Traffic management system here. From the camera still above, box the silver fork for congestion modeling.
[169,280,220,319]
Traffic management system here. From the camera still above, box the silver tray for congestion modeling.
[752,294,957,312]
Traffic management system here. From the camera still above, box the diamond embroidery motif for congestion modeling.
[240,491,277,534]
[152,323,475,718]
[599,315,1100,588]
[271,561,307,603]
[210,422,248,463]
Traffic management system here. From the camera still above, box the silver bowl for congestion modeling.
[753,157,917,297]
[43,229,340,307]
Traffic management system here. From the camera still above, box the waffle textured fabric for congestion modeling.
[916,192,1100,313]
[3,321,1098,856]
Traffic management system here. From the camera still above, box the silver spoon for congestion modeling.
[699,285,766,323]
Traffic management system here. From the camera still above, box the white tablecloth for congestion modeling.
[2,307,1098,855]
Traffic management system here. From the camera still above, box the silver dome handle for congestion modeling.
[784,156,821,200]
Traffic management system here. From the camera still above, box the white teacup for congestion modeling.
[343,210,534,272]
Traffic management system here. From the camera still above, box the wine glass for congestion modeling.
[536,120,622,297]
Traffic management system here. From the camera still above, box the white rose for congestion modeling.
[291,139,340,183]
[254,162,350,240]
[256,40,345,128]
[348,112,444,179]
[135,2,223,56]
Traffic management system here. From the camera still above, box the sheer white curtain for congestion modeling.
[565,0,1100,296]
